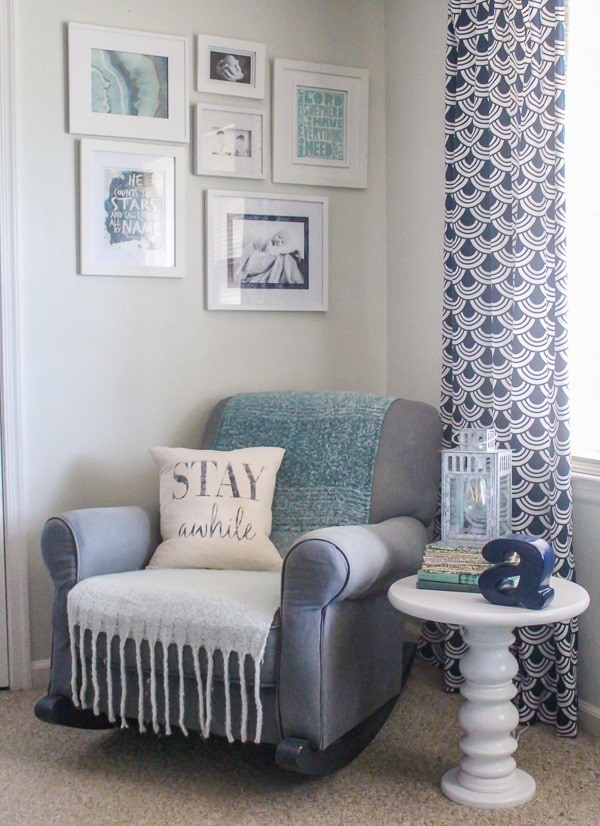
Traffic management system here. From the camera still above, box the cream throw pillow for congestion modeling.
[148,445,285,571]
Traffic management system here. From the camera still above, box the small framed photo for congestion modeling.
[206,190,328,311]
[196,34,265,99]
[194,104,267,179]
[79,139,185,278]
[68,23,189,142]
[273,59,369,188]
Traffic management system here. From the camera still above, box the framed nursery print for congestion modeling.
[196,34,266,99]
[205,190,328,311]
[272,59,369,188]
[79,139,185,277]
[194,104,267,179]
[68,23,189,142]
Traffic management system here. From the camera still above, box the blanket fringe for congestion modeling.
[68,625,263,743]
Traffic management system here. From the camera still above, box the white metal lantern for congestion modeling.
[441,428,512,546]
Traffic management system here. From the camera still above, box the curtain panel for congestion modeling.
[418,0,578,735]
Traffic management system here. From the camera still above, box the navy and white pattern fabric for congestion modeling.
[418,0,578,735]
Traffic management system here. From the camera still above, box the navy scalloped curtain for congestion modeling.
[417,0,578,735]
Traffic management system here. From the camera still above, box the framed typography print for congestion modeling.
[196,34,265,99]
[68,23,189,142]
[272,59,369,188]
[79,139,185,277]
[194,104,267,179]
[205,190,328,311]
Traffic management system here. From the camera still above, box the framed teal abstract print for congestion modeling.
[68,23,189,142]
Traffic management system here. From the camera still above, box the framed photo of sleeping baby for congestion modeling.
[196,34,266,99]
[205,190,328,311]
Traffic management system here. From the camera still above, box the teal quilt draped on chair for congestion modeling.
[213,391,396,552]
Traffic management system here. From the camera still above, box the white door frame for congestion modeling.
[0,0,32,690]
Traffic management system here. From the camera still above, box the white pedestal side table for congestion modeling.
[388,575,589,809]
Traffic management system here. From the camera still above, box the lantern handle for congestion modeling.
[452,428,497,450]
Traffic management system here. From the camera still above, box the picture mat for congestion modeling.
[206,190,328,311]
[80,139,185,277]
[196,34,265,99]
[68,23,189,142]
[273,59,368,188]
[194,104,267,179]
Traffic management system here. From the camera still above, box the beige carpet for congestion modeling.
[1,660,599,825]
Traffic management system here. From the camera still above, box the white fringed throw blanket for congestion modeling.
[67,568,280,742]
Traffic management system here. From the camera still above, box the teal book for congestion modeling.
[416,580,480,593]
[417,569,481,585]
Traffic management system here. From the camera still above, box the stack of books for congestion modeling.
[417,540,489,592]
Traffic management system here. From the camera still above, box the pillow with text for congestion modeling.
[148,445,285,571]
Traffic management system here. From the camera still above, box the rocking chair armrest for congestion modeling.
[41,505,160,587]
[280,516,427,607]
[278,516,427,751]
[41,506,160,699]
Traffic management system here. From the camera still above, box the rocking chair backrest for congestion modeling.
[202,391,441,551]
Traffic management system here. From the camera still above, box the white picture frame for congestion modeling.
[272,58,369,188]
[206,190,328,311]
[194,104,267,179]
[196,34,266,99]
[68,22,189,142]
[79,139,185,278]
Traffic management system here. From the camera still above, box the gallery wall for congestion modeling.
[14,0,389,666]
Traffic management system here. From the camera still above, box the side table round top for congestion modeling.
[388,575,589,627]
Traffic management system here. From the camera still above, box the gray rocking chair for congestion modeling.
[35,392,440,775]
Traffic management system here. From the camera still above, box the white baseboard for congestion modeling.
[30,659,50,691]
[579,700,600,737]
[573,472,600,505]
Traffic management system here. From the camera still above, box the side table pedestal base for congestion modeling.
[441,767,535,809]
[441,624,536,809]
